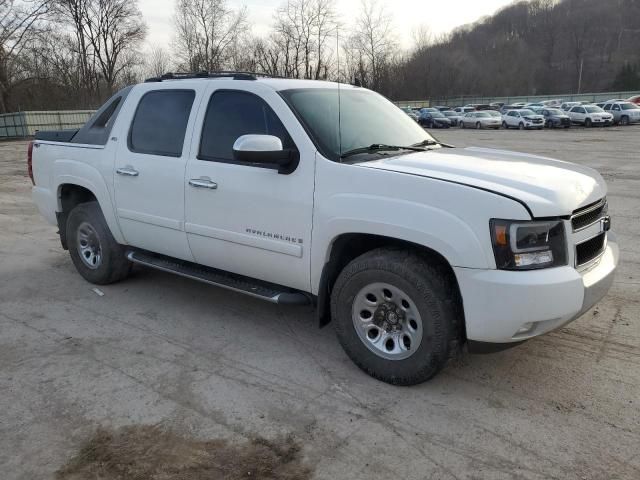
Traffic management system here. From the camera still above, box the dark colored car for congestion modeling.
[541,108,571,128]
[418,110,452,128]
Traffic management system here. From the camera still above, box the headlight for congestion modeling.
[490,219,567,270]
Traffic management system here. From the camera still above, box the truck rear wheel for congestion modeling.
[331,248,459,385]
[67,202,131,285]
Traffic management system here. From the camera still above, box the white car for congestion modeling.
[567,105,613,127]
[502,109,545,129]
[460,111,501,129]
[561,102,581,111]
[601,101,640,125]
[29,72,618,385]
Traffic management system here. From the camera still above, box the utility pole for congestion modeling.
[577,58,584,94]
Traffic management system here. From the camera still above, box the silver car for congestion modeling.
[461,111,502,129]
[601,101,640,125]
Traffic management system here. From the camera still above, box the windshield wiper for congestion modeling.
[412,139,455,149]
[340,143,428,159]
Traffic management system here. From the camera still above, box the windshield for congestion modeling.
[520,109,535,116]
[431,111,445,118]
[487,111,500,116]
[476,112,491,118]
[585,106,603,113]
[443,111,457,116]
[547,109,563,115]
[280,88,436,161]
[621,103,639,110]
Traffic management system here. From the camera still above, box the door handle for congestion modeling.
[116,167,139,177]
[189,178,218,189]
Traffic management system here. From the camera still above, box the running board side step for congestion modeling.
[126,250,311,306]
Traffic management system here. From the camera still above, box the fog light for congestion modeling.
[516,322,535,335]
[514,251,553,267]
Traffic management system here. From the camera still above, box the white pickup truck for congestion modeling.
[29,72,618,385]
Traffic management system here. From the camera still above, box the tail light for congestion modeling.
[27,141,34,185]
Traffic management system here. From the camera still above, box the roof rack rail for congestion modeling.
[144,71,285,83]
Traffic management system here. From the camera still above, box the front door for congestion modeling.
[184,84,315,291]
[113,87,199,260]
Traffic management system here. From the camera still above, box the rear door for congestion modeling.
[113,87,201,260]
[183,84,315,291]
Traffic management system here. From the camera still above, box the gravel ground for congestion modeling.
[1,126,639,479]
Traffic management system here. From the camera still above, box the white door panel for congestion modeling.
[185,83,315,292]
[113,87,202,261]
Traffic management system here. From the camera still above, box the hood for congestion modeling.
[359,147,606,217]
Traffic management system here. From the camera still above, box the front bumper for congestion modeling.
[454,233,619,344]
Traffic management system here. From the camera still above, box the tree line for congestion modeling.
[2,0,640,114]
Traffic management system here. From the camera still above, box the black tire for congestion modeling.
[461,121,465,129]
[67,201,132,285]
[475,122,481,129]
[585,118,592,128]
[502,121,508,129]
[620,116,629,126]
[518,122,525,130]
[331,248,460,386]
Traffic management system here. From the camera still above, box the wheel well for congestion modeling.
[317,234,465,338]
[56,184,98,249]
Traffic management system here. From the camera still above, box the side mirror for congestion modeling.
[232,134,299,174]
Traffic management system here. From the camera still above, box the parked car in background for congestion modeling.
[627,95,640,106]
[434,106,451,111]
[500,104,519,114]
[525,102,544,108]
[461,111,501,129]
[542,99,563,107]
[541,108,571,128]
[528,106,544,115]
[561,102,581,111]
[419,110,452,128]
[400,106,420,122]
[454,106,475,115]
[502,109,544,129]
[567,105,613,127]
[442,110,463,126]
[602,101,640,125]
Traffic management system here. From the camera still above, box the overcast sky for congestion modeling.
[138,0,517,51]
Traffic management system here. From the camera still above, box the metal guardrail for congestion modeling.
[0,110,95,138]
[395,90,640,108]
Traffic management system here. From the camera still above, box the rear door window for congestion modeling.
[128,89,195,157]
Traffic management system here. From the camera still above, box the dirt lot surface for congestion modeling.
[1,127,639,479]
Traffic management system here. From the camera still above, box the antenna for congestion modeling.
[336,26,342,162]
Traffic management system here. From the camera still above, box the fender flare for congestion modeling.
[54,161,125,244]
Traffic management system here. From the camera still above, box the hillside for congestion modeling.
[387,0,640,100]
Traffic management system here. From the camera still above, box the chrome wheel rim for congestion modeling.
[352,282,423,361]
[77,222,102,269]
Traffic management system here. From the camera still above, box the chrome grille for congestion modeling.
[571,199,607,231]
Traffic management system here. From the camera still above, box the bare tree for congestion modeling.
[54,0,145,99]
[349,0,397,91]
[0,0,49,112]
[173,0,248,72]
[146,45,172,78]
[85,0,146,94]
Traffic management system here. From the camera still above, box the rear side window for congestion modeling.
[199,90,295,162]
[129,89,195,157]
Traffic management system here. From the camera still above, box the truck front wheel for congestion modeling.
[67,202,131,285]
[331,248,459,385]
